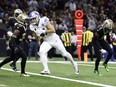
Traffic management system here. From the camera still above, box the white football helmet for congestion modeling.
[16,13,29,25]
[14,9,23,18]
[29,11,40,24]
[103,19,114,30]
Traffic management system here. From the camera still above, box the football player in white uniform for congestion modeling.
[29,11,79,75]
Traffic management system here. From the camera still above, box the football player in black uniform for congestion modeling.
[0,13,30,76]
[93,19,114,76]
[7,9,23,71]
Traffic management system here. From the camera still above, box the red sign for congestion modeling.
[75,10,84,19]
[74,10,84,59]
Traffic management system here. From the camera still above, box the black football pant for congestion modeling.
[0,43,27,74]
[93,39,113,70]
[11,40,29,68]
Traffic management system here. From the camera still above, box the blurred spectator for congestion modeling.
[69,0,77,12]
[0,29,7,38]
[48,48,55,60]
[27,30,39,60]
[61,28,72,61]
[56,0,65,10]
[87,14,97,31]
[56,20,68,36]
[81,27,94,61]
[71,31,77,57]
[28,0,38,12]
[2,13,9,24]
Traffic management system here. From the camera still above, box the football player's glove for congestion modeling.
[100,49,106,54]
[109,44,113,49]
[7,31,13,37]
[36,28,46,37]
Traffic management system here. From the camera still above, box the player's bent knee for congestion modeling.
[38,51,46,56]
[62,51,68,57]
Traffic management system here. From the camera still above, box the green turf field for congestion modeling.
[0,57,116,87]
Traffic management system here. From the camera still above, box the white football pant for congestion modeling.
[38,34,77,72]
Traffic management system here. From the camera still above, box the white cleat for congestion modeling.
[40,70,51,75]
[75,70,79,75]
[74,62,79,74]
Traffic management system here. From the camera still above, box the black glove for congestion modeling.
[40,33,45,37]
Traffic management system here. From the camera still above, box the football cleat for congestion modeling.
[40,70,51,75]
[20,73,30,77]
[75,70,79,75]
[94,70,102,76]
[102,63,109,72]
[10,63,18,72]
[74,62,79,74]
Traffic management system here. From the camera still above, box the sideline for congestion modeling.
[1,67,115,87]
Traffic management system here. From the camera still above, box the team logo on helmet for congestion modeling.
[29,11,40,24]
[103,19,114,30]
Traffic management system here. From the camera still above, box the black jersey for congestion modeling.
[11,23,26,45]
[94,25,111,40]
[7,17,18,31]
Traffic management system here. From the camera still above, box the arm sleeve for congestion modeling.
[10,37,18,47]
[93,36,102,49]
[106,33,112,44]
[10,29,20,47]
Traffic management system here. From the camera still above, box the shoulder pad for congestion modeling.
[39,16,49,27]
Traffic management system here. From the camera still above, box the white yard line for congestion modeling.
[0,84,7,87]
[0,61,116,87]
[25,60,116,64]
[24,61,116,69]
[0,60,116,64]
[79,63,116,70]
[1,68,116,87]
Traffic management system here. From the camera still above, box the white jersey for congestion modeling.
[30,16,57,41]
[30,16,67,55]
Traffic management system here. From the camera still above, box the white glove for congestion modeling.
[7,31,13,37]
[36,28,46,36]
[109,44,113,48]
[100,49,106,54]
[104,35,107,40]
[30,24,38,32]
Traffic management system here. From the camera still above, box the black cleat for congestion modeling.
[10,63,18,72]
[94,70,102,76]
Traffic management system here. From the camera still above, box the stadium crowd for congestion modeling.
[0,0,116,60]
